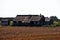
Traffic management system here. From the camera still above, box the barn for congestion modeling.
[13,15,45,26]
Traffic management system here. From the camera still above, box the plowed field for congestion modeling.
[0,26,60,40]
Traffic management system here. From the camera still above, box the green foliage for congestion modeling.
[10,21,13,26]
[53,20,60,26]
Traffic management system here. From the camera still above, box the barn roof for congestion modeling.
[30,16,41,21]
[14,15,42,23]
[15,15,30,21]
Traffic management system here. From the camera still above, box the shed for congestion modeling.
[1,18,9,26]
[0,18,14,26]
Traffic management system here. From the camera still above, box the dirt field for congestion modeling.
[0,26,60,40]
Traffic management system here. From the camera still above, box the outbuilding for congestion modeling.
[1,18,9,26]
[45,17,53,25]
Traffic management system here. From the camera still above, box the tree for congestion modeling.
[50,16,58,21]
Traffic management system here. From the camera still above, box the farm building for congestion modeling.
[0,18,14,26]
[13,14,45,26]
[0,14,55,26]
[45,17,53,25]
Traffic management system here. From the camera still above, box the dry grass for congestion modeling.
[0,26,60,40]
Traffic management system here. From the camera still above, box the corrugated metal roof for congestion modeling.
[30,16,41,21]
[15,16,30,21]
[14,15,42,23]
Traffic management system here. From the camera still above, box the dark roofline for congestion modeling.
[16,15,39,16]
[0,17,15,19]
[0,17,15,21]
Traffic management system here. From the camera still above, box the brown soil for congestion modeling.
[0,26,60,40]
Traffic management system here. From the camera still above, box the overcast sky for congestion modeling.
[0,0,60,18]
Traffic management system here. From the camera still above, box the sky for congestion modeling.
[0,0,60,18]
